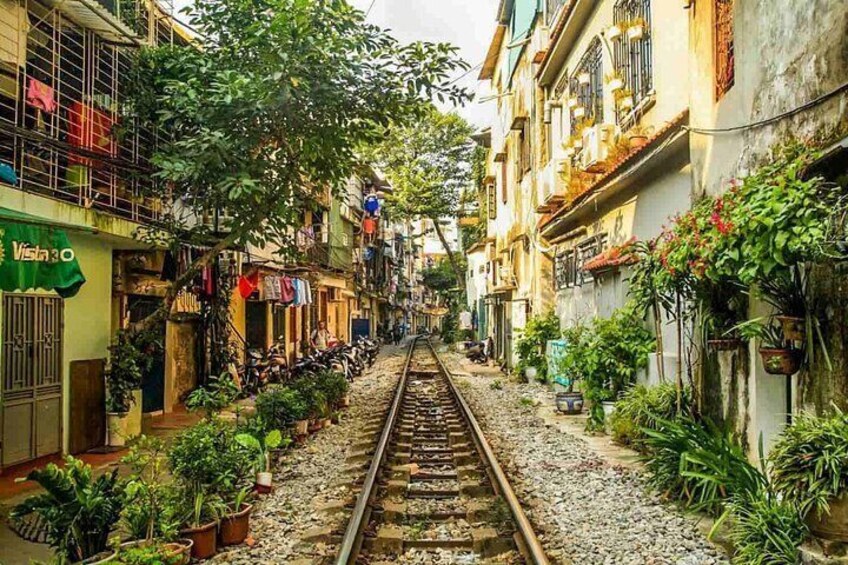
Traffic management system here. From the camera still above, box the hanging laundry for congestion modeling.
[280,276,295,304]
[238,270,260,299]
[67,101,116,168]
[291,278,302,306]
[363,217,377,235]
[25,78,55,113]
[263,275,281,301]
[364,193,380,214]
[303,280,313,305]
[0,161,18,185]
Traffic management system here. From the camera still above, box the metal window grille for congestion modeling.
[612,0,653,123]
[555,250,577,290]
[714,0,735,100]
[0,0,179,225]
[576,234,607,285]
[569,38,604,125]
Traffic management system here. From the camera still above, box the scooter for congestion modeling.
[465,339,489,364]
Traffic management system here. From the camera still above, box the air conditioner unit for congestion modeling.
[580,124,617,171]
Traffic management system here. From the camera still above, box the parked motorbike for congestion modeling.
[465,339,490,364]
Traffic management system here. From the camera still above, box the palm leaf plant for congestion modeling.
[12,457,124,562]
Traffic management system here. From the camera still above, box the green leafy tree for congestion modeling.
[129,0,471,328]
[365,107,477,288]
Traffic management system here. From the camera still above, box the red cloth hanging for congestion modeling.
[238,270,260,299]
[363,217,377,235]
[67,101,116,168]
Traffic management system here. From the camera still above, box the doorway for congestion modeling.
[1,294,63,468]
[127,295,166,414]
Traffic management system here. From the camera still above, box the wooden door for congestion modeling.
[69,359,105,455]
[1,295,63,467]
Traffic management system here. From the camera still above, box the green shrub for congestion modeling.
[255,385,309,430]
[610,384,689,452]
[642,417,765,515]
[167,419,253,498]
[574,307,655,431]
[12,457,124,562]
[289,377,330,419]
[515,311,561,382]
[769,409,848,518]
[315,370,349,406]
[728,490,807,565]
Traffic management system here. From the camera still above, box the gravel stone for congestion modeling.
[441,351,730,565]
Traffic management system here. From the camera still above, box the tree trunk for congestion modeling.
[131,229,243,336]
[653,299,666,383]
[431,218,465,290]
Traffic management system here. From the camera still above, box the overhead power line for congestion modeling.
[686,80,848,135]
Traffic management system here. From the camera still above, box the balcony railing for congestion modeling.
[0,0,175,225]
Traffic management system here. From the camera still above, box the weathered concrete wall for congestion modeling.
[689,0,848,458]
[690,0,848,199]
[165,318,198,411]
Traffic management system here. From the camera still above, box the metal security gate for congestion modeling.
[1,295,64,467]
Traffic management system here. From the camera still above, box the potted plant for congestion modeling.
[626,124,653,149]
[167,419,254,557]
[580,308,655,432]
[616,89,634,112]
[12,457,124,563]
[106,331,144,447]
[219,487,254,546]
[605,72,625,93]
[770,409,848,542]
[255,385,309,436]
[739,319,803,375]
[185,373,241,420]
[235,428,285,494]
[177,491,225,560]
[626,17,648,41]
[515,311,561,384]
[109,539,191,565]
[758,268,808,342]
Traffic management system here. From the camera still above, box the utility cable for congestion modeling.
[686,80,848,135]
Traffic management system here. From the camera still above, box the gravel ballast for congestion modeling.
[441,350,729,565]
[212,345,408,564]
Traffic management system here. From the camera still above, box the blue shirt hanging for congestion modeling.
[364,194,380,214]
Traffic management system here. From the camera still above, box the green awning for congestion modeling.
[0,208,87,298]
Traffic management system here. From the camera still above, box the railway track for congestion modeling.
[335,338,549,564]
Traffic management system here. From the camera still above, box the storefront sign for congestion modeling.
[0,221,86,297]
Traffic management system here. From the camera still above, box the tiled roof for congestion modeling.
[540,110,689,232]
[582,236,638,272]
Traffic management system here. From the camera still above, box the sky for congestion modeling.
[172,0,499,129]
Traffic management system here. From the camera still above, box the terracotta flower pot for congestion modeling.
[759,348,803,375]
[219,504,253,546]
[180,521,217,560]
[164,539,194,565]
[807,494,848,542]
[628,135,649,149]
[321,418,332,428]
[341,394,351,408]
[294,419,309,436]
[776,315,806,342]
[308,419,322,433]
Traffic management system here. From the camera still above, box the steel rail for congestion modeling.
[427,339,551,565]
[335,337,418,565]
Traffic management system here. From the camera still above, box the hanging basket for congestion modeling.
[759,348,803,375]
